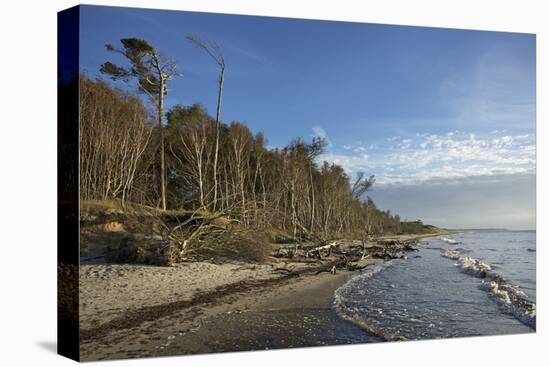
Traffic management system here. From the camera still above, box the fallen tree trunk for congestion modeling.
[310,241,337,251]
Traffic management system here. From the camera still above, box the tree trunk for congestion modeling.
[309,167,315,231]
[159,78,166,210]
[212,66,225,212]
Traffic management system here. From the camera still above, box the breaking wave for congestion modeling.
[440,237,460,245]
[442,249,536,329]
[333,260,404,341]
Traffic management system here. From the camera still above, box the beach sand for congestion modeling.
[79,262,380,360]
[79,233,438,361]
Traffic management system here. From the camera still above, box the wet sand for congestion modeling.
[157,270,384,357]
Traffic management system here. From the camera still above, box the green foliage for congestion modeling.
[99,61,132,81]
[400,220,445,234]
[285,136,327,160]
[100,38,171,99]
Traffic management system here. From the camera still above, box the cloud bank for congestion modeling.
[319,131,535,187]
[317,130,535,229]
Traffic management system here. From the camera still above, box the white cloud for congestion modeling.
[311,125,333,151]
[320,131,535,187]
[312,125,328,140]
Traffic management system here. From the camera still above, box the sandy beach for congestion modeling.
[79,262,362,360]
[78,233,443,361]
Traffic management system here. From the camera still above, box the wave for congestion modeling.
[440,237,460,245]
[333,259,406,341]
[442,250,491,276]
[442,249,536,329]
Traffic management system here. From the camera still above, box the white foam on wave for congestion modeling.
[443,250,492,275]
[481,279,536,328]
[488,281,512,304]
[333,259,405,341]
[442,249,536,329]
[334,260,393,306]
[440,237,460,245]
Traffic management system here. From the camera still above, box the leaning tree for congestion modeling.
[100,38,179,210]
[187,35,225,212]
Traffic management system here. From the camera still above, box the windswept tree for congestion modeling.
[187,35,225,211]
[100,38,179,210]
[351,172,376,199]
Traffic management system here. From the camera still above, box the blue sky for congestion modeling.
[79,5,536,229]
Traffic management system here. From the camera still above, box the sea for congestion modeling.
[334,230,536,340]
[159,230,536,356]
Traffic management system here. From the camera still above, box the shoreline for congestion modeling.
[79,233,438,361]
[157,269,385,357]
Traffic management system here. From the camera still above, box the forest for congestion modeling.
[77,37,432,248]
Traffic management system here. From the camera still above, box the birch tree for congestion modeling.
[79,76,153,206]
[166,104,213,209]
[187,35,225,212]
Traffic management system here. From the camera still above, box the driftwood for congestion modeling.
[273,237,420,275]
[302,241,338,259]
[310,241,337,251]
[314,265,337,275]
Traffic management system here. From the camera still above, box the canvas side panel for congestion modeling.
[57,5,80,362]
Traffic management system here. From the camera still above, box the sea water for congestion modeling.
[334,231,536,340]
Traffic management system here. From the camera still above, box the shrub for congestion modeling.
[189,228,272,263]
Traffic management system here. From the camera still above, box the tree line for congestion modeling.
[79,37,419,239]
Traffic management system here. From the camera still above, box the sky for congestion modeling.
[79,5,536,230]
